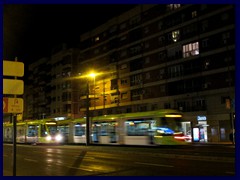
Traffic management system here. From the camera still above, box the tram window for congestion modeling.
[41,124,47,137]
[160,117,183,132]
[48,126,58,135]
[126,120,150,136]
[75,125,85,136]
[58,125,69,135]
[160,117,167,127]
[28,125,38,137]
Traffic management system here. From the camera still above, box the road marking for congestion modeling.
[24,158,38,162]
[75,155,95,160]
[134,162,174,168]
[67,166,93,172]
[225,171,235,175]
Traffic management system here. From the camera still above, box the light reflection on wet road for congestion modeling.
[3,144,235,176]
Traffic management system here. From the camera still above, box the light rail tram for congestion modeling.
[3,109,190,145]
[3,119,63,144]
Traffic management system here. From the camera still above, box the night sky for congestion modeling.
[3,4,137,65]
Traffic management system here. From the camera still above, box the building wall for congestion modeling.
[76,4,235,142]
[25,4,235,143]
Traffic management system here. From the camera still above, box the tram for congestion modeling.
[3,109,190,146]
[3,119,64,144]
[58,109,190,145]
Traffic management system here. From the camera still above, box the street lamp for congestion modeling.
[86,72,96,146]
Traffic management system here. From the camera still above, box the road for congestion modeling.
[3,143,235,176]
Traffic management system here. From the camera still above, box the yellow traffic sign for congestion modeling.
[3,60,24,77]
[3,97,24,113]
[3,79,24,95]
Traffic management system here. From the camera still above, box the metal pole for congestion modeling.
[12,114,17,176]
[230,102,235,145]
[12,57,18,176]
[94,76,96,110]
[86,81,90,146]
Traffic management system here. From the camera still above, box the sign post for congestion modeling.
[3,58,24,176]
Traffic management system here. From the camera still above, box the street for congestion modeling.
[3,143,235,176]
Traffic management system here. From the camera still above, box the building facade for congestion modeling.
[25,44,79,120]
[24,4,235,143]
[75,4,235,143]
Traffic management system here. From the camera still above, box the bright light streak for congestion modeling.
[55,134,63,142]
[165,114,182,118]
[46,136,52,141]
[89,73,96,78]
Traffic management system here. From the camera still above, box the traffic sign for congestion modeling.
[3,97,24,113]
[3,60,24,77]
[3,79,24,95]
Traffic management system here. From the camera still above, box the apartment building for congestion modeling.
[24,57,51,120]
[25,44,79,120]
[75,4,235,142]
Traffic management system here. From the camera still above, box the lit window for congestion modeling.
[192,11,197,18]
[168,4,181,10]
[183,42,199,58]
[121,79,128,85]
[95,37,99,41]
[172,30,180,42]
[121,92,128,100]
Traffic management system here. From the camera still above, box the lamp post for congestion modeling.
[85,72,96,146]
[86,80,90,146]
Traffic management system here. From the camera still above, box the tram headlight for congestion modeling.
[46,135,52,141]
[55,134,63,142]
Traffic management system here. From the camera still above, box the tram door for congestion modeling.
[92,123,100,143]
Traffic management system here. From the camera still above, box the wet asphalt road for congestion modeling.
[3,143,235,176]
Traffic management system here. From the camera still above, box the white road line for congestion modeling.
[66,166,93,172]
[24,158,38,162]
[134,162,174,168]
[225,171,235,175]
[75,156,95,160]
